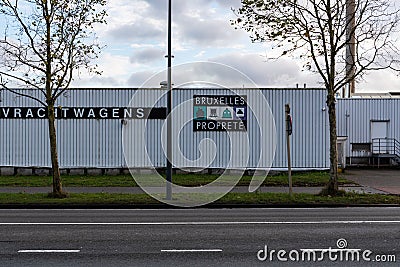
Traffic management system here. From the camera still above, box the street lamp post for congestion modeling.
[166,0,173,200]
[346,0,356,97]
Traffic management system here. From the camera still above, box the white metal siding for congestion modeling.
[0,88,330,169]
[336,99,400,158]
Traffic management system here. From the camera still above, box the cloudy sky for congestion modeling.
[74,0,400,92]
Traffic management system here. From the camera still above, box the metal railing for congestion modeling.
[372,138,400,158]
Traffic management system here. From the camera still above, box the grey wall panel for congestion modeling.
[0,88,330,169]
[0,89,140,168]
[337,99,400,158]
[262,89,329,169]
[171,88,329,169]
[171,89,252,169]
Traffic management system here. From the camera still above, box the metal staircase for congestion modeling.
[372,138,400,167]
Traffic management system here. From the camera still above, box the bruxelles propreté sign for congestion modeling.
[193,95,247,132]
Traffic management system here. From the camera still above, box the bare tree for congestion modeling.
[0,0,107,197]
[233,0,400,195]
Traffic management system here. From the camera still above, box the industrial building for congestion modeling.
[337,95,400,168]
[0,88,398,174]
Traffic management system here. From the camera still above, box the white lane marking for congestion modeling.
[161,249,223,253]
[18,250,80,253]
[1,221,400,225]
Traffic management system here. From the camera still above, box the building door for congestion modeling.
[371,121,388,154]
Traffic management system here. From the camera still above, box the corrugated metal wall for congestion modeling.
[0,88,330,169]
[0,89,141,168]
[337,98,400,158]
[263,89,329,168]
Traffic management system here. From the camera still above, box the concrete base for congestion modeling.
[16,168,33,176]
[123,168,158,175]
[1,167,286,177]
[210,169,225,175]
[69,169,85,176]
[104,169,121,176]
[247,170,268,176]
[34,168,50,176]
[1,167,15,176]
[122,168,132,175]
[175,169,188,174]
[87,168,103,176]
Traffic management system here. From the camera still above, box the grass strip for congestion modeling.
[0,172,353,187]
[0,192,397,205]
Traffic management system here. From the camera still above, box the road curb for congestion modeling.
[0,203,398,209]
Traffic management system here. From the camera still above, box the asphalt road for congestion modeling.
[0,208,399,267]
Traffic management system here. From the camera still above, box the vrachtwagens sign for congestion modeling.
[193,95,247,132]
[0,107,167,120]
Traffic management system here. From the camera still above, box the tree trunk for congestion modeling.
[325,90,339,195]
[47,104,67,198]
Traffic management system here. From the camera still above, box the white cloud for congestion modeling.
[98,53,132,77]
[209,53,321,87]
[70,0,400,92]
[177,17,243,47]
[130,48,165,64]
[106,18,165,45]
[358,70,400,92]
[194,51,206,58]
[127,70,159,87]
[72,76,123,88]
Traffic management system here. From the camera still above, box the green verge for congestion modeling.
[0,192,397,205]
[0,172,353,187]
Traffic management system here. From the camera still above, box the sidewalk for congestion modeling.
[344,169,400,195]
